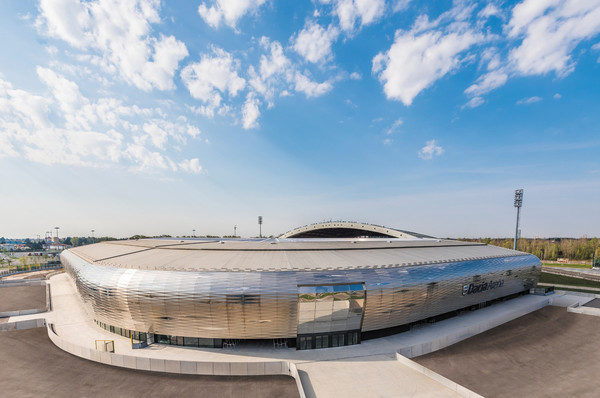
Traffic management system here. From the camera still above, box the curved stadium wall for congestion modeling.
[61,239,541,349]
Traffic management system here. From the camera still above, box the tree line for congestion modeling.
[459,237,600,262]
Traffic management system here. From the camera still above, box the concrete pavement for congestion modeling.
[9,272,594,397]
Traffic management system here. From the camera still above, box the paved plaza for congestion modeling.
[3,272,599,397]
[416,305,600,398]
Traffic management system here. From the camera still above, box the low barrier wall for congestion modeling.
[0,318,46,332]
[46,324,305,398]
[397,296,550,358]
[548,290,599,307]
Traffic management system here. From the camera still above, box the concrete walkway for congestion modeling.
[10,273,592,398]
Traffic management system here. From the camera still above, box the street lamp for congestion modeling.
[234,225,237,238]
[258,216,263,238]
[192,229,196,238]
[91,229,95,244]
[513,189,523,251]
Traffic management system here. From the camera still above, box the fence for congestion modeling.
[0,262,62,278]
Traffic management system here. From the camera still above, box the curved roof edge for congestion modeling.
[278,221,434,239]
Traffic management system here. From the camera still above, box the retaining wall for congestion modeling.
[0,318,47,332]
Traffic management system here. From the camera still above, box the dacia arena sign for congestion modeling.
[462,279,505,296]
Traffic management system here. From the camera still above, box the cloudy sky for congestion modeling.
[1,0,599,239]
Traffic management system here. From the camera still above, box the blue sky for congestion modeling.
[1,0,599,239]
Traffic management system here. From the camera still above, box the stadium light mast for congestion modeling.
[513,189,523,251]
[258,216,263,238]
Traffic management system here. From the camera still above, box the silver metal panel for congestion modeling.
[62,249,541,339]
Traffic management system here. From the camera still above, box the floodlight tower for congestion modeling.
[513,189,523,251]
[258,216,263,238]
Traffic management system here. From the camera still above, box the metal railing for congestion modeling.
[0,261,62,278]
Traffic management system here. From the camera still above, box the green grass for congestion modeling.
[539,272,600,289]
[542,263,592,269]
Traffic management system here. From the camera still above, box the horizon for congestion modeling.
[1,1,599,238]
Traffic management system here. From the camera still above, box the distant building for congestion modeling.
[46,242,71,251]
[0,244,15,251]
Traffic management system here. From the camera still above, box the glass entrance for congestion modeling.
[296,283,365,350]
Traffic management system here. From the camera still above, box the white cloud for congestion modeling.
[293,72,333,98]
[478,4,501,19]
[516,96,542,105]
[142,123,168,149]
[373,27,483,105]
[248,38,290,106]
[349,72,362,80]
[462,96,485,109]
[36,0,188,91]
[180,47,245,116]
[293,22,339,64]
[198,0,267,29]
[242,93,260,129]
[418,140,444,160]
[178,158,203,174]
[36,66,87,117]
[0,71,202,173]
[464,69,508,97]
[384,118,403,135]
[507,0,600,77]
[330,0,386,33]
[553,93,562,99]
[393,0,412,13]
[259,38,290,79]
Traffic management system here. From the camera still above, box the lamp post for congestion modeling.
[91,229,95,244]
[234,225,237,238]
[258,216,263,238]
[192,229,196,238]
[513,189,523,251]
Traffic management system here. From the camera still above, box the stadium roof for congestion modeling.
[68,237,526,272]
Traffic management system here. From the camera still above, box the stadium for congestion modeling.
[61,222,541,350]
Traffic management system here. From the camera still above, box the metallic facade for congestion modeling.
[62,244,541,341]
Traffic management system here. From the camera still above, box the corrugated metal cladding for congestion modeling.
[62,240,541,340]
